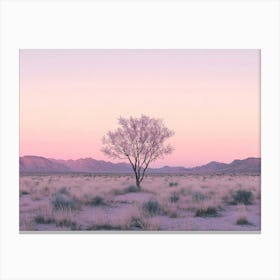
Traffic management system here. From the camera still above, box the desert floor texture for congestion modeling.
[19,174,261,231]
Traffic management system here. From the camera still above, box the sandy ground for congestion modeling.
[19,174,261,231]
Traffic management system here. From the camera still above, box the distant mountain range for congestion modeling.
[19,156,261,174]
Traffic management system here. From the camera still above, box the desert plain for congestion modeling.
[19,173,261,231]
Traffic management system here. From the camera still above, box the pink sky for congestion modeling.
[20,49,260,167]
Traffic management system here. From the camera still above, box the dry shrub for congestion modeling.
[195,206,218,217]
[235,205,252,226]
[127,216,160,230]
[112,185,140,195]
[142,200,163,216]
[52,208,78,229]
[20,174,260,230]
[51,187,80,210]
[169,192,180,203]
[231,189,253,205]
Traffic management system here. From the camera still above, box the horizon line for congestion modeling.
[19,154,261,169]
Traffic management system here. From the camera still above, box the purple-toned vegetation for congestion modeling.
[19,173,261,231]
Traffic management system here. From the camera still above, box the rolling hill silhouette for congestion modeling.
[20,156,261,174]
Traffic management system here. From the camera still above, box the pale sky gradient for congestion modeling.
[20,49,260,167]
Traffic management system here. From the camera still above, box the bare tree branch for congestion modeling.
[101,115,174,189]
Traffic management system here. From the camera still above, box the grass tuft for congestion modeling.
[57,187,70,195]
[20,190,30,195]
[125,185,140,193]
[128,216,147,230]
[86,224,123,230]
[56,219,77,229]
[192,191,207,202]
[231,190,253,205]
[236,218,251,225]
[87,195,105,206]
[113,185,140,195]
[169,192,179,203]
[195,207,218,217]
[169,182,178,187]
[34,215,55,224]
[142,200,163,216]
[51,190,78,211]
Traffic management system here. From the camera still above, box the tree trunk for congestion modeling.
[135,176,141,190]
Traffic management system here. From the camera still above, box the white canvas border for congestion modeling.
[0,1,279,280]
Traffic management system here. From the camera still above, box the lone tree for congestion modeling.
[101,115,174,189]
